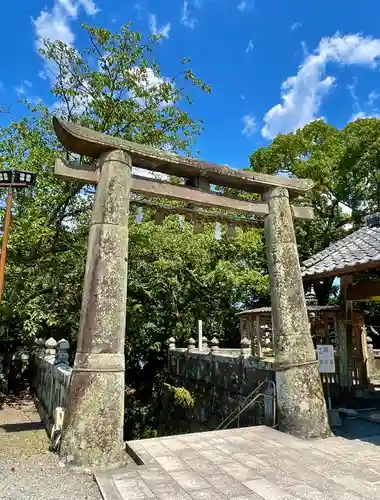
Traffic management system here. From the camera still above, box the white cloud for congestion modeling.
[15,86,26,97]
[149,13,171,39]
[33,5,75,51]
[291,22,302,31]
[350,111,380,121]
[262,33,380,140]
[33,0,99,114]
[368,90,380,106]
[242,114,256,137]
[237,1,253,12]
[14,80,33,97]
[126,67,174,109]
[79,0,99,15]
[33,0,99,56]
[347,78,380,122]
[246,40,254,53]
[181,0,197,29]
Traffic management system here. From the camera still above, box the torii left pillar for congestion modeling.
[59,150,131,469]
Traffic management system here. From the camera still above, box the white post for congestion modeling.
[197,320,203,350]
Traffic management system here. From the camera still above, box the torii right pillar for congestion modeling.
[264,187,331,438]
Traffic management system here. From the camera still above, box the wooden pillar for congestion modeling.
[264,187,331,438]
[255,315,262,358]
[59,150,131,468]
[340,275,353,395]
[360,325,370,386]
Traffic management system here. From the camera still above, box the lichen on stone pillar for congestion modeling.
[59,149,131,469]
[264,187,331,439]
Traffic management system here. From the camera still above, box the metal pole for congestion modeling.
[0,187,13,305]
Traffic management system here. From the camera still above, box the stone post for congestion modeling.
[55,339,70,366]
[45,338,57,362]
[240,337,251,356]
[188,338,196,352]
[210,337,219,353]
[263,187,331,438]
[35,338,45,356]
[366,335,377,382]
[59,149,131,468]
[168,337,176,351]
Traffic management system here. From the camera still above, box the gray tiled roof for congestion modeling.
[301,224,380,279]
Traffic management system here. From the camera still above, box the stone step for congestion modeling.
[96,426,380,499]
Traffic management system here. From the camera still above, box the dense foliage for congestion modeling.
[250,119,380,302]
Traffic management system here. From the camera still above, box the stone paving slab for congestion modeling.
[95,426,380,500]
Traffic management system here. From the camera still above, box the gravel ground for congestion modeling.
[0,397,102,500]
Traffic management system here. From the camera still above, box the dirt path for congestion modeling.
[0,395,102,500]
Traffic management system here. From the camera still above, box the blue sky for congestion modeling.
[2,0,380,169]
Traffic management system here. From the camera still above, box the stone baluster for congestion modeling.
[210,337,219,353]
[35,338,45,356]
[168,337,176,350]
[366,335,377,381]
[202,337,208,350]
[44,338,57,362]
[188,338,196,352]
[55,339,70,366]
[240,337,251,356]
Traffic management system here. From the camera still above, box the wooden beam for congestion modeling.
[55,159,314,221]
[347,280,380,301]
[53,118,314,196]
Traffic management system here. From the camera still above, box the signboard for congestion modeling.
[316,344,335,373]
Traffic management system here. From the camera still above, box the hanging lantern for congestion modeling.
[215,221,222,241]
[178,215,185,231]
[154,209,166,225]
[227,222,236,237]
[193,218,204,234]
[136,207,143,224]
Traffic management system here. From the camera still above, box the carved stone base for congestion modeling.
[275,363,332,439]
[59,364,126,469]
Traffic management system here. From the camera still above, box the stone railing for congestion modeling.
[167,337,276,431]
[31,337,72,437]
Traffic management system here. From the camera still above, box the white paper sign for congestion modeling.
[316,344,335,373]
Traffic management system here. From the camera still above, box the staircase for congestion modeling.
[96,425,380,499]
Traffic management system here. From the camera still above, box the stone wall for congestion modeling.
[31,338,72,436]
[165,337,276,433]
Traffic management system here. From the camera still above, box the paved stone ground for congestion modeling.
[96,425,380,500]
[0,396,101,500]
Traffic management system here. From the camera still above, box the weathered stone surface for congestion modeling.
[59,149,132,469]
[91,150,131,226]
[263,187,331,439]
[97,426,380,499]
[166,349,275,433]
[53,117,314,196]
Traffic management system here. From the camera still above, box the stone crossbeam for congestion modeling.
[55,159,314,221]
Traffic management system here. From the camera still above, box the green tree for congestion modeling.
[250,118,380,303]
[0,21,210,344]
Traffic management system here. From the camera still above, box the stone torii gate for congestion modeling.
[52,117,331,468]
